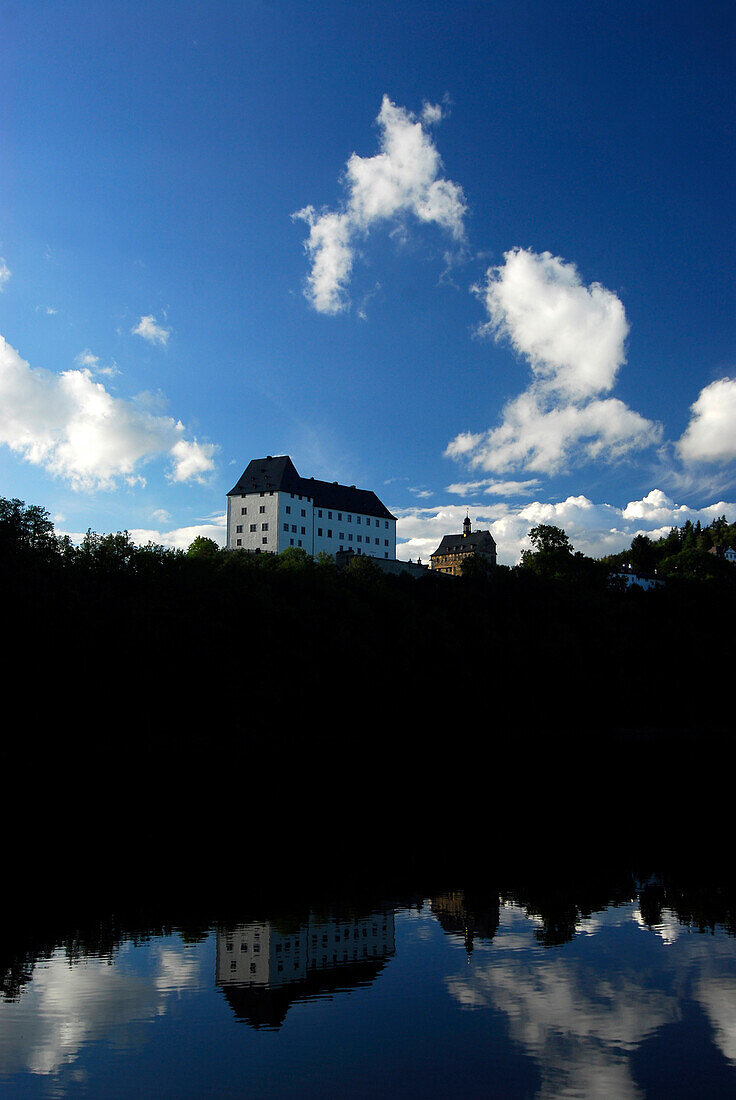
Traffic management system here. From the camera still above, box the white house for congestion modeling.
[226,455,397,560]
[708,545,736,564]
[614,566,665,590]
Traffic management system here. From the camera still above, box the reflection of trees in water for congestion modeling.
[3,865,736,1012]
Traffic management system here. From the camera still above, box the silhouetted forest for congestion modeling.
[2,495,734,855]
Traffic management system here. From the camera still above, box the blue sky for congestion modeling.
[1,0,733,562]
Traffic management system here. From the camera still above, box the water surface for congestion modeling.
[2,865,735,1097]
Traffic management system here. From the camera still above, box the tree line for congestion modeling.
[2,495,734,773]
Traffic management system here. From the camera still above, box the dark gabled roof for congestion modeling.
[431,530,496,557]
[228,456,396,521]
[303,478,395,520]
[228,456,304,497]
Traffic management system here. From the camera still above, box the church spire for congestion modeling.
[463,511,471,538]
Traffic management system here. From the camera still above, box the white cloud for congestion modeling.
[448,391,661,476]
[0,257,10,290]
[75,349,99,368]
[395,488,736,565]
[445,477,541,497]
[475,248,629,400]
[292,208,354,315]
[75,348,119,378]
[168,437,218,483]
[293,95,466,313]
[448,249,661,476]
[0,334,216,490]
[677,377,736,464]
[421,100,445,126]
[127,517,226,551]
[132,314,171,346]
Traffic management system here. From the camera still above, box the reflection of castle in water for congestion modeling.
[430,891,500,957]
[216,911,395,1029]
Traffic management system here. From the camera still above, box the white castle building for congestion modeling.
[226,455,397,560]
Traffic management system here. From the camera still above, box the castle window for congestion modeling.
[283,523,289,532]
[236,525,242,533]
[301,509,306,517]
[348,515,352,522]
[262,523,268,531]
[318,509,323,518]
[339,532,344,540]
[236,539,242,546]
[318,527,323,536]
[357,516,361,524]
[327,529,332,538]
[250,524,256,532]
[241,507,247,515]
[301,526,306,535]
[328,511,333,519]
[357,535,362,543]
[262,537,268,544]
[259,505,265,513]
[338,512,342,521]
[291,524,297,533]
[286,506,291,514]
[348,533,353,541]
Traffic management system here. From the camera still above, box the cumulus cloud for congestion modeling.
[168,438,219,483]
[448,391,661,476]
[447,249,661,476]
[395,488,736,564]
[677,377,736,464]
[0,335,216,490]
[127,516,226,551]
[132,314,171,346]
[475,248,629,399]
[293,95,466,314]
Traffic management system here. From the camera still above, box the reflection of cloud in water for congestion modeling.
[697,976,736,1065]
[446,902,679,1099]
[632,907,682,945]
[0,942,201,1076]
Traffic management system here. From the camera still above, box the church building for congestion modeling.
[226,455,397,560]
[430,515,497,576]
